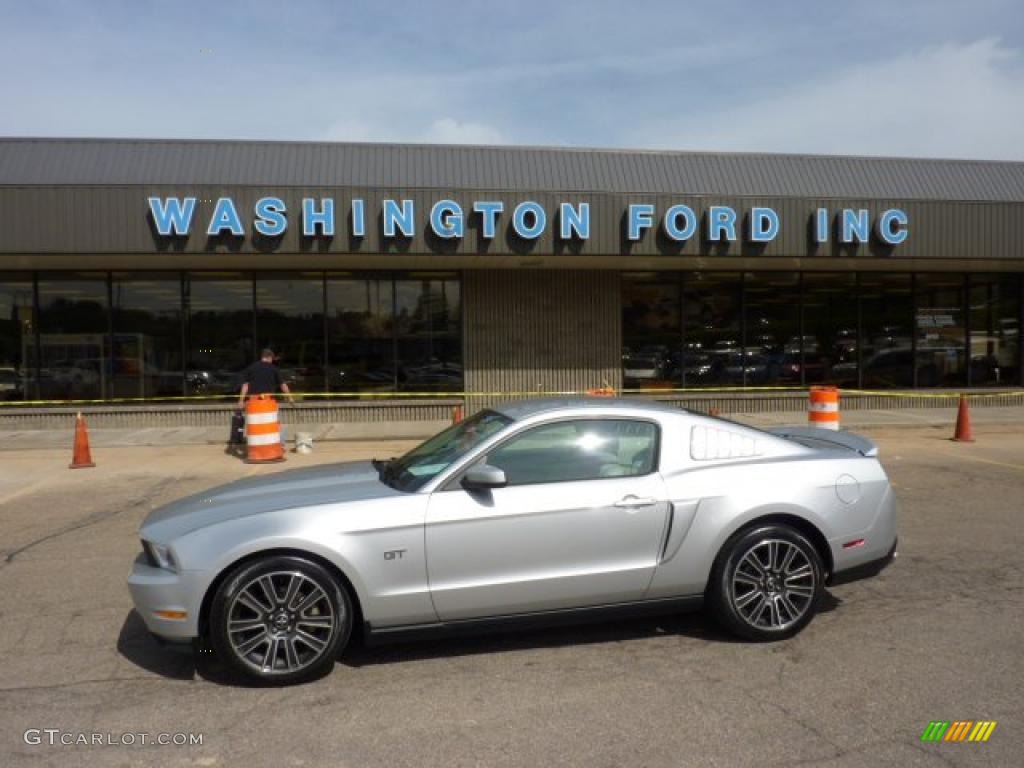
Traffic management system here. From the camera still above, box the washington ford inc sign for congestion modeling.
[147,196,909,245]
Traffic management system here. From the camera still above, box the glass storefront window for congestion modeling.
[802,272,858,386]
[395,275,462,392]
[859,273,914,388]
[743,272,800,386]
[622,275,680,389]
[682,273,741,387]
[2,270,469,403]
[186,273,253,397]
[916,274,966,386]
[0,275,35,401]
[256,273,326,395]
[36,273,109,400]
[327,276,396,393]
[111,273,184,399]
[969,274,1020,386]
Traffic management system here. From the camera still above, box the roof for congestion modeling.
[1,137,1023,202]
[492,397,687,420]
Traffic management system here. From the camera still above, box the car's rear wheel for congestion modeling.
[209,555,351,685]
[709,524,824,641]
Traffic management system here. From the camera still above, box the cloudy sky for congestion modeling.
[2,0,1023,159]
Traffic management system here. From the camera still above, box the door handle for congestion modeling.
[613,495,659,509]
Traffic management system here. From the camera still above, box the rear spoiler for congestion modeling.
[766,426,878,457]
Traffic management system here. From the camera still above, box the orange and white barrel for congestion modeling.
[808,386,840,430]
[244,395,285,463]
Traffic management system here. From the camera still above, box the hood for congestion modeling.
[139,460,401,542]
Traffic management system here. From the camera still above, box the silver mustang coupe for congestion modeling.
[128,398,897,684]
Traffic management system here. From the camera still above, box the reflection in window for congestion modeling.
[683,273,741,387]
[487,419,659,485]
[327,276,395,392]
[388,409,512,492]
[395,276,462,392]
[111,274,183,399]
[0,276,34,401]
[622,275,679,389]
[743,272,800,386]
[802,273,857,386]
[916,274,966,386]
[969,274,1019,385]
[256,274,325,395]
[187,273,253,396]
[37,273,109,400]
[859,273,913,388]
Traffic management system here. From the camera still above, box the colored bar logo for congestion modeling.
[921,721,997,742]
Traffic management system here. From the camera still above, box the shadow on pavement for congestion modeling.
[118,592,844,683]
[116,610,196,681]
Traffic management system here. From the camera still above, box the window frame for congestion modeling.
[440,415,663,491]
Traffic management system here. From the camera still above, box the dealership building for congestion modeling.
[0,138,1022,427]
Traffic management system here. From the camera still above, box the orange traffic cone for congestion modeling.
[452,405,464,424]
[952,394,975,443]
[69,412,96,468]
[709,406,722,417]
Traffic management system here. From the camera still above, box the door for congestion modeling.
[425,418,669,621]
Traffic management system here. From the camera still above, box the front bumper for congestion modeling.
[127,554,207,640]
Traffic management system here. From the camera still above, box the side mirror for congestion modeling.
[461,464,507,490]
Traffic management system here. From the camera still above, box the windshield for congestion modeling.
[380,409,513,492]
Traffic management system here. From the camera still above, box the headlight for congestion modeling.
[142,540,177,571]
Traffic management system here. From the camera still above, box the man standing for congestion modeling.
[238,348,294,407]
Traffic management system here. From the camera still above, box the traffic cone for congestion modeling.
[452,405,464,424]
[952,394,975,443]
[709,407,722,417]
[69,412,96,468]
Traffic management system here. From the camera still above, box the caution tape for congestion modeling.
[836,389,1024,400]
[1,386,1022,409]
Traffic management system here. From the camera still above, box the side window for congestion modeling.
[485,419,658,486]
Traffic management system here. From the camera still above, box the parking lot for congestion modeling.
[0,425,1021,767]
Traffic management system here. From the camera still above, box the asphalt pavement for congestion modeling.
[0,425,1021,767]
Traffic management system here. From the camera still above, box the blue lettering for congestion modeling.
[559,202,590,239]
[749,207,779,242]
[473,201,504,238]
[430,199,464,238]
[148,197,196,236]
[351,199,366,237]
[302,198,335,236]
[254,197,287,237]
[877,209,909,245]
[513,201,546,239]
[383,199,415,237]
[708,206,737,241]
[663,204,697,241]
[628,204,654,241]
[207,198,244,236]
[840,209,870,243]
[815,208,830,243]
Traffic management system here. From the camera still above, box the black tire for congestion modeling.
[708,524,824,641]
[209,555,352,685]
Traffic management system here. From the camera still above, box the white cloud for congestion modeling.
[321,116,507,145]
[421,118,507,145]
[635,38,1024,160]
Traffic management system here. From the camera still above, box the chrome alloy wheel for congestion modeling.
[226,570,337,675]
[730,539,816,631]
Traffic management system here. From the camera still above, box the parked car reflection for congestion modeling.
[0,367,24,400]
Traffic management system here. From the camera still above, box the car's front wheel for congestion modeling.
[209,555,352,685]
[709,524,824,641]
